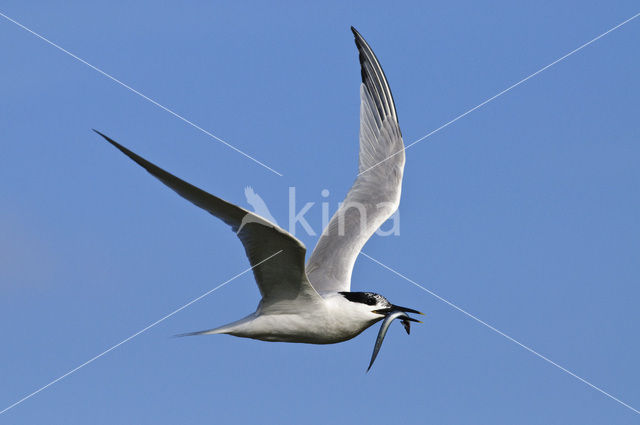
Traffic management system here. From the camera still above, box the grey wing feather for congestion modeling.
[93,130,320,306]
[306,28,405,293]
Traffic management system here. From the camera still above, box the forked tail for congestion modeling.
[173,314,255,338]
[174,327,228,338]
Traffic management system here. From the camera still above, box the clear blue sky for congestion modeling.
[1,1,639,423]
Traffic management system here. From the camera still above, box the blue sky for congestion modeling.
[1,1,639,423]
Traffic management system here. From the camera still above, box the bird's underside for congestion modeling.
[94,27,420,370]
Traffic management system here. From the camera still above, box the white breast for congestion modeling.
[223,293,381,344]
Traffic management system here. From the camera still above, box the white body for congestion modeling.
[204,293,382,344]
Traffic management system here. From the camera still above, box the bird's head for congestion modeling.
[339,291,423,333]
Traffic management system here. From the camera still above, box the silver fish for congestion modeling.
[367,310,421,371]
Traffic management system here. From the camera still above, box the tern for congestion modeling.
[94,27,422,370]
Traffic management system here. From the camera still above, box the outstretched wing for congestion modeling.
[94,130,321,308]
[306,27,405,293]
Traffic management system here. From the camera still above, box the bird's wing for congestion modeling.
[306,27,405,293]
[94,130,321,309]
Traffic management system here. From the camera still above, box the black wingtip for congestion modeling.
[351,26,363,43]
[92,129,144,164]
[92,128,118,148]
[349,26,400,128]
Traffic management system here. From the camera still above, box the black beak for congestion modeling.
[393,304,424,315]
[372,304,425,316]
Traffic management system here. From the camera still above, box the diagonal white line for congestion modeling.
[0,250,282,416]
[0,10,283,177]
[358,11,640,177]
[360,251,640,415]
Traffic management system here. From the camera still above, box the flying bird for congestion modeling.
[94,27,421,371]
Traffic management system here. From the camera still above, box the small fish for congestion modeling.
[367,311,422,372]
